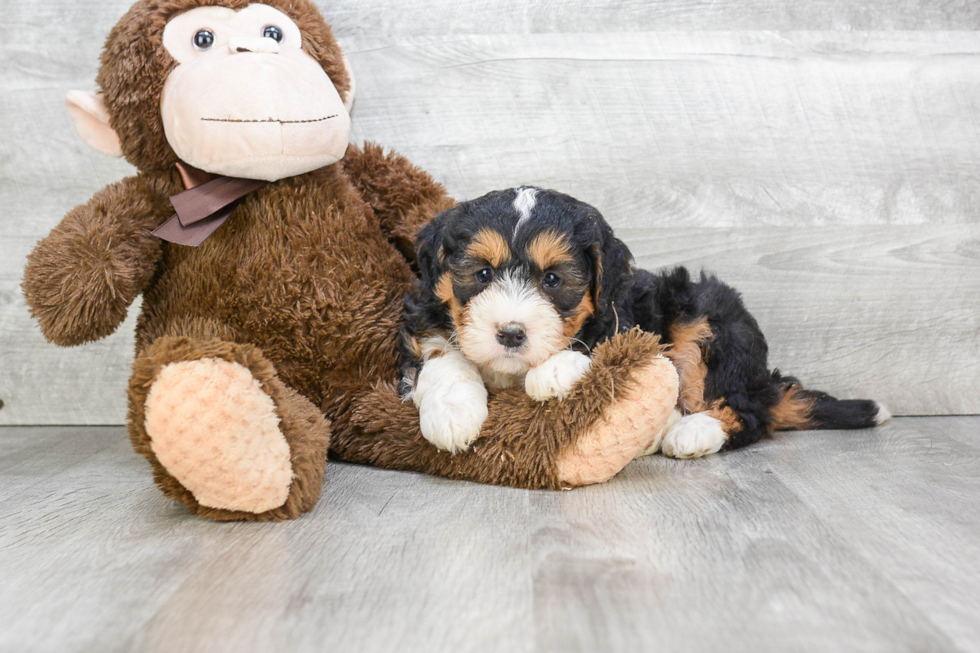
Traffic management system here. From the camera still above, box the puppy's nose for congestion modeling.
[496,322,527,348]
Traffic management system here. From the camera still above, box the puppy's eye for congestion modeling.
[193,29,215,50]
[542,272,562,288]
[263,25,283,42]
[475,268,493,284]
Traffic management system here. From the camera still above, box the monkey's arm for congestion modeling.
[336,329,679,490]
[342,142,454,264]
[22,175,165,346]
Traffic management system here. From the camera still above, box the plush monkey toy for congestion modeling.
[22,0,680,521]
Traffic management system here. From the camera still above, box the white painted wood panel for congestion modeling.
[1,1,979,423]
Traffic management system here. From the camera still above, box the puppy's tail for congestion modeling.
[769,372,890,431]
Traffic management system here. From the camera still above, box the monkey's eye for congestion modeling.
[263,25,284,42]
[542,272,562,288]
[475,268,493,285]
[193,29,214,50]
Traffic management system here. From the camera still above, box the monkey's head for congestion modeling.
[67,0,355,181]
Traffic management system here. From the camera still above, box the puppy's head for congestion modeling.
[415,187,633,375]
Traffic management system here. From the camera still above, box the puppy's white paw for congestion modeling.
[525,350,592,402]
[661,412,728,459]
[418,386,488,453]
[414,353,489,453]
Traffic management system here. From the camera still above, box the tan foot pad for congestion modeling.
[144,358,293,513]
[557,356,679,487]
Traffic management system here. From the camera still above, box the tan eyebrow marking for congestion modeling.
[465,228,511,268]
[435,272,464,327]
[527,230,574,270]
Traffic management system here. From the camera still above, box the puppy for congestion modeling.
[400,187,889,455]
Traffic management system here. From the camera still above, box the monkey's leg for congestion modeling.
[128,336,331,521]
[341,142,455,263]
[336,330,679,489]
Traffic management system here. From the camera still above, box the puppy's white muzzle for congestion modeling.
[457,271,566,374]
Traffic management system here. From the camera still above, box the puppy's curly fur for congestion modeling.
[403,187,889,455]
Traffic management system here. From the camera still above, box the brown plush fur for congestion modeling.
[343,329,668,489]
[23,0,677,520]
[340,142,454,264]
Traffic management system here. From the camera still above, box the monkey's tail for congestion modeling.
[768,372,890,431]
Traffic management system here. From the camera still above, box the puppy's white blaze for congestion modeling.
[525,350,592,402]
[458,270,565,375]
[512,187,538,234]
[414,349,488,453]
[874,402,892,425]
[661,412,728,459]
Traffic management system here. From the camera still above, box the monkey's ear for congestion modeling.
[341,52,356,114]
[66,90,123,157]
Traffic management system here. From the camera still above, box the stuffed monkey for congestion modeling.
[22,0,679,521]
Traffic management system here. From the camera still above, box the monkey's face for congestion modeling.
[159,4,351,181]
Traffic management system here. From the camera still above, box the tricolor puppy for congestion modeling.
[401,187,889,455]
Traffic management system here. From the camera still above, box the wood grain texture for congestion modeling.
[2,1,980,423]
[320,0,980,33]
[1,420,978,652]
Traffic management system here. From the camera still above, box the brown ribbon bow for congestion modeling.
[152,162,268,246]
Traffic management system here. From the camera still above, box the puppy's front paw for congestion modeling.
[525,350,592,402]
[661,412,728,459]
[418,385,488,453]
[414,354,489,453]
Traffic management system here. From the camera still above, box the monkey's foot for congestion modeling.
[556,355,679,487]
[144,357,293,513]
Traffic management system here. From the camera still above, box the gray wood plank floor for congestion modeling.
[1,418,978,653]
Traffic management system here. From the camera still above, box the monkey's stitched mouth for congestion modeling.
[200,114,338,124]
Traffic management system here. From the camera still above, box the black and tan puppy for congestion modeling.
[401,187,889,455]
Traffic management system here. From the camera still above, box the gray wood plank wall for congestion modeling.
[1,0,978,424]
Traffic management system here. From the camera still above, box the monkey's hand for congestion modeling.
[525,350,593,402]
[341,142,455,265]
[22,176,164,346]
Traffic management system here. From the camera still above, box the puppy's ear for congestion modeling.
[415,207,456,289]
[589,213,634,334]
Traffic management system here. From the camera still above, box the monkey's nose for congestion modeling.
[496,323,527,349]
[228,37,281,55]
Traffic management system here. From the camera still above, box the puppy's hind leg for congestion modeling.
[660,411,729,459]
